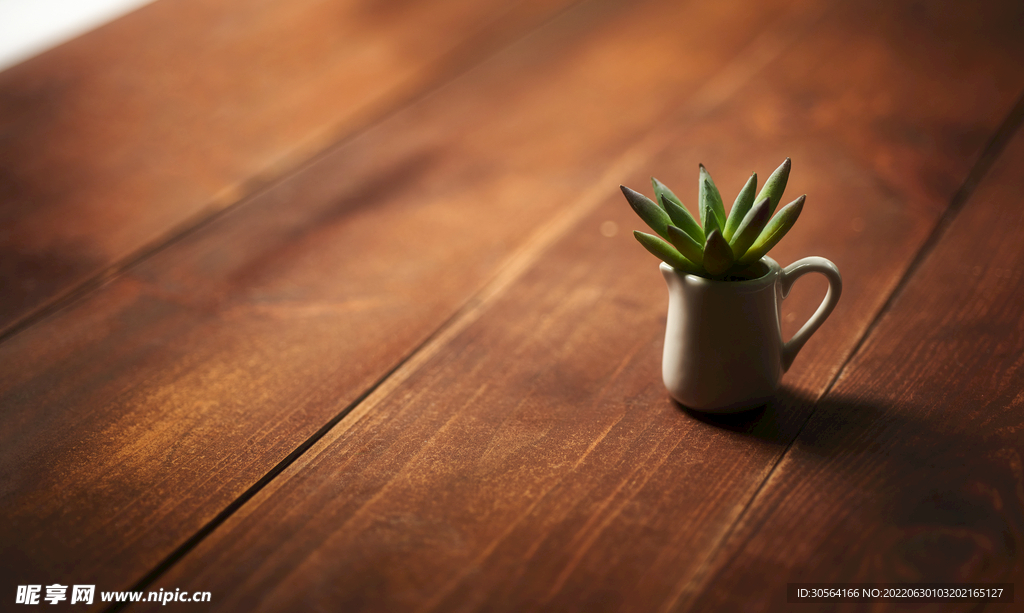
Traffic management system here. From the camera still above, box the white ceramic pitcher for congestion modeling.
[660,256,842,413]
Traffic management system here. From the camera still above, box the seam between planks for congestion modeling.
[99,0,828,607]
[93,1,623,609]
[251,0,833,483]
[0,0,589,348]
[670,86,1024,613]
[103,119,654,613]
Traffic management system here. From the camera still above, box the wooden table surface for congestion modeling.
[2,0,1023,610]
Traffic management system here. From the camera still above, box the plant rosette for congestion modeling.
[621,159,842,413]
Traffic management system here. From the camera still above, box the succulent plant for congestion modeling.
[621,158,804,279]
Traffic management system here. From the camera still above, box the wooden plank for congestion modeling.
[0,0,579,336]
[683,103,1024,611]
[139,1,1024,610]
[0,0,805,598]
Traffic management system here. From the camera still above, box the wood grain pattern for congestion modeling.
[0,0,579,336]
[141,1,1024,611]
[0,0,804,599]
[684,107,1024,612]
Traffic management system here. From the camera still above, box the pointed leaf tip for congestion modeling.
[651,177,681,208]
[621,184,672,239]
[723,171,758,241]
[702,229,734,276]
[753,157,792,216]
[699,169,726,233]
[738,193,805,265]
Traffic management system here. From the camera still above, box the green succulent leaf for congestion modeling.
[651,177,681,209]
[729,196,771,259]
[621,185,672,239]
[652,178,704,244]
[634,231,703,275]
[753,157,791,216]
[662,198,705,245]
[702,192,722,238]
[625,159,803,277]
[738,194,805,265]
[722,172,757,241]
[666,225,704,266]
[702,229,734,276]
[699,165,726,231]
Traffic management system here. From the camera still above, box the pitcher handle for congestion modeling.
[779,256,842,371]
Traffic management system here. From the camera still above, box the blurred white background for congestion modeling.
[0,0,156,72]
